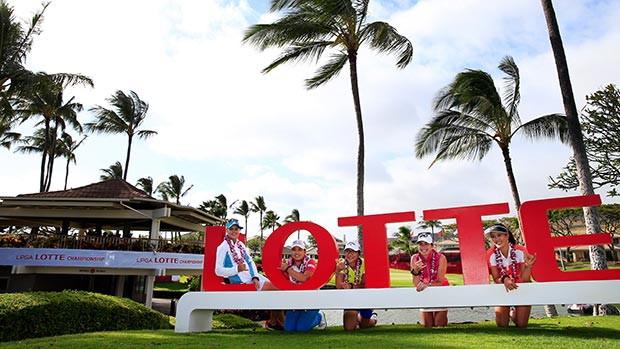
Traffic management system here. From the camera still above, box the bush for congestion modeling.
[0,290,171,342]
[212,313,260,329]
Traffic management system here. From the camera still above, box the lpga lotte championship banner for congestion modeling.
[0,248,204,269]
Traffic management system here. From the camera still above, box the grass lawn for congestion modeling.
[3,315,619,348]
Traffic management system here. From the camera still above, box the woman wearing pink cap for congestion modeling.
[277,239,327,331]
[335,241,377,331]
[485,224,536,327]
[410,232,449,327]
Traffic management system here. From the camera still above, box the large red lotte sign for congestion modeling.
[202,194,620,291]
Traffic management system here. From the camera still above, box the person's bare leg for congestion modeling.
[494,306,510,327]
[433,310,448,327]
[343,310,359,331]
[420,311,434,328]
[512,306,532,328]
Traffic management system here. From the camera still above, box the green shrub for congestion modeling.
[0,290,171,342]
[212,313,260,329]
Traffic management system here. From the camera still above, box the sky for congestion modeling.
[3,0,620,244]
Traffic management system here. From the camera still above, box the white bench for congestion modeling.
[175,280,620,332]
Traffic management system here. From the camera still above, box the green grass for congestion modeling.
[2,316,618,348]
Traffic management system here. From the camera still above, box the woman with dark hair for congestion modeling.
[485,224,536,327]
[410,232,450,327]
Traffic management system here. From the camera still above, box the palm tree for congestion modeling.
[391,225,415,255]
[100,161,123,181]
[199,194,229,221]
[540,0,610,316]
[251,196,267,252]
[262,210,281,235]
[16,72,93,192]
[243,0,413,248]
[136,176,154,196]
[56,132,87,190]
[233,200,252,234]
[415,56,568,213]
[0,118,19,149]
[0,1,49,118]
[85,90,157,180]
[284,208,302,239]
[156,175,193,205]
[417,219,443,241]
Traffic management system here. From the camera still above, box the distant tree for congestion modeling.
[136,176,154,196]
[0,118,19,149]
[199,194,229,221]
[86,90,157,180]
[246,236,262,254]
[262,210,281,234]
[307,234,317,247]
[391,225,415,255]
[251,196,267,252]
[233,200,251,235]
[547,208,582,265]
[100,161,123,180]
[56,132,87,190]
[417,219,443,241]
[284,208,301,240]
[549,84,620,197]
[157,175,193,205]
[600,204,620,261]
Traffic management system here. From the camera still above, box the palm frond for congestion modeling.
[498,55,520,121]
[517,113,569,143]
[305,52,348,89]
[361,21,413,68]
[262,41,333,73]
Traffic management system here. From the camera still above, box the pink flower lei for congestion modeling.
[417,250,439,284]
[288,255,310,274]
[494,243,518,281]
[224,234,247,264]
[344,258,362,286]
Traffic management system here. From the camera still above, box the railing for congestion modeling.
[0,234,205,254]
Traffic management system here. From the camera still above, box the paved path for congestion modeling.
[153,298,571,325]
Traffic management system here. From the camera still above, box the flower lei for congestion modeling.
[344,258,362,286]
[288,256,310,274]
[287,256,310,283]
[417,250,439,284]
[224,234,247,264]
[494,243,518,282]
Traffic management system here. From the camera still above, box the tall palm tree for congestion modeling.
[262,210,281,235]
[251,196,267,252]
[16,72,93,192]
[233,200,252,234]
[284,208,302,240]
[156,174,193,205]
[0,1,49,119]
[540,0,610,316]
[85,90,157,180]
[243,0,413,248]
[415,56,568,213]
[56,132,87,190]
[136,176,154,196]
[100,161,123,181]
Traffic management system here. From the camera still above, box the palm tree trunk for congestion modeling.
[348,53,365,250]
[124,136,133,180]
[64,159,70,190]
[500,146,522,211]
[540,0,610,315]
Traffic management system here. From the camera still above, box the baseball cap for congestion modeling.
[226,221,243,229]
[344,241,360,252]
[416,232,433,244]
[291,240,307,250]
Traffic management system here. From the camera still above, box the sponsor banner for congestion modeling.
[0,248,204,269]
